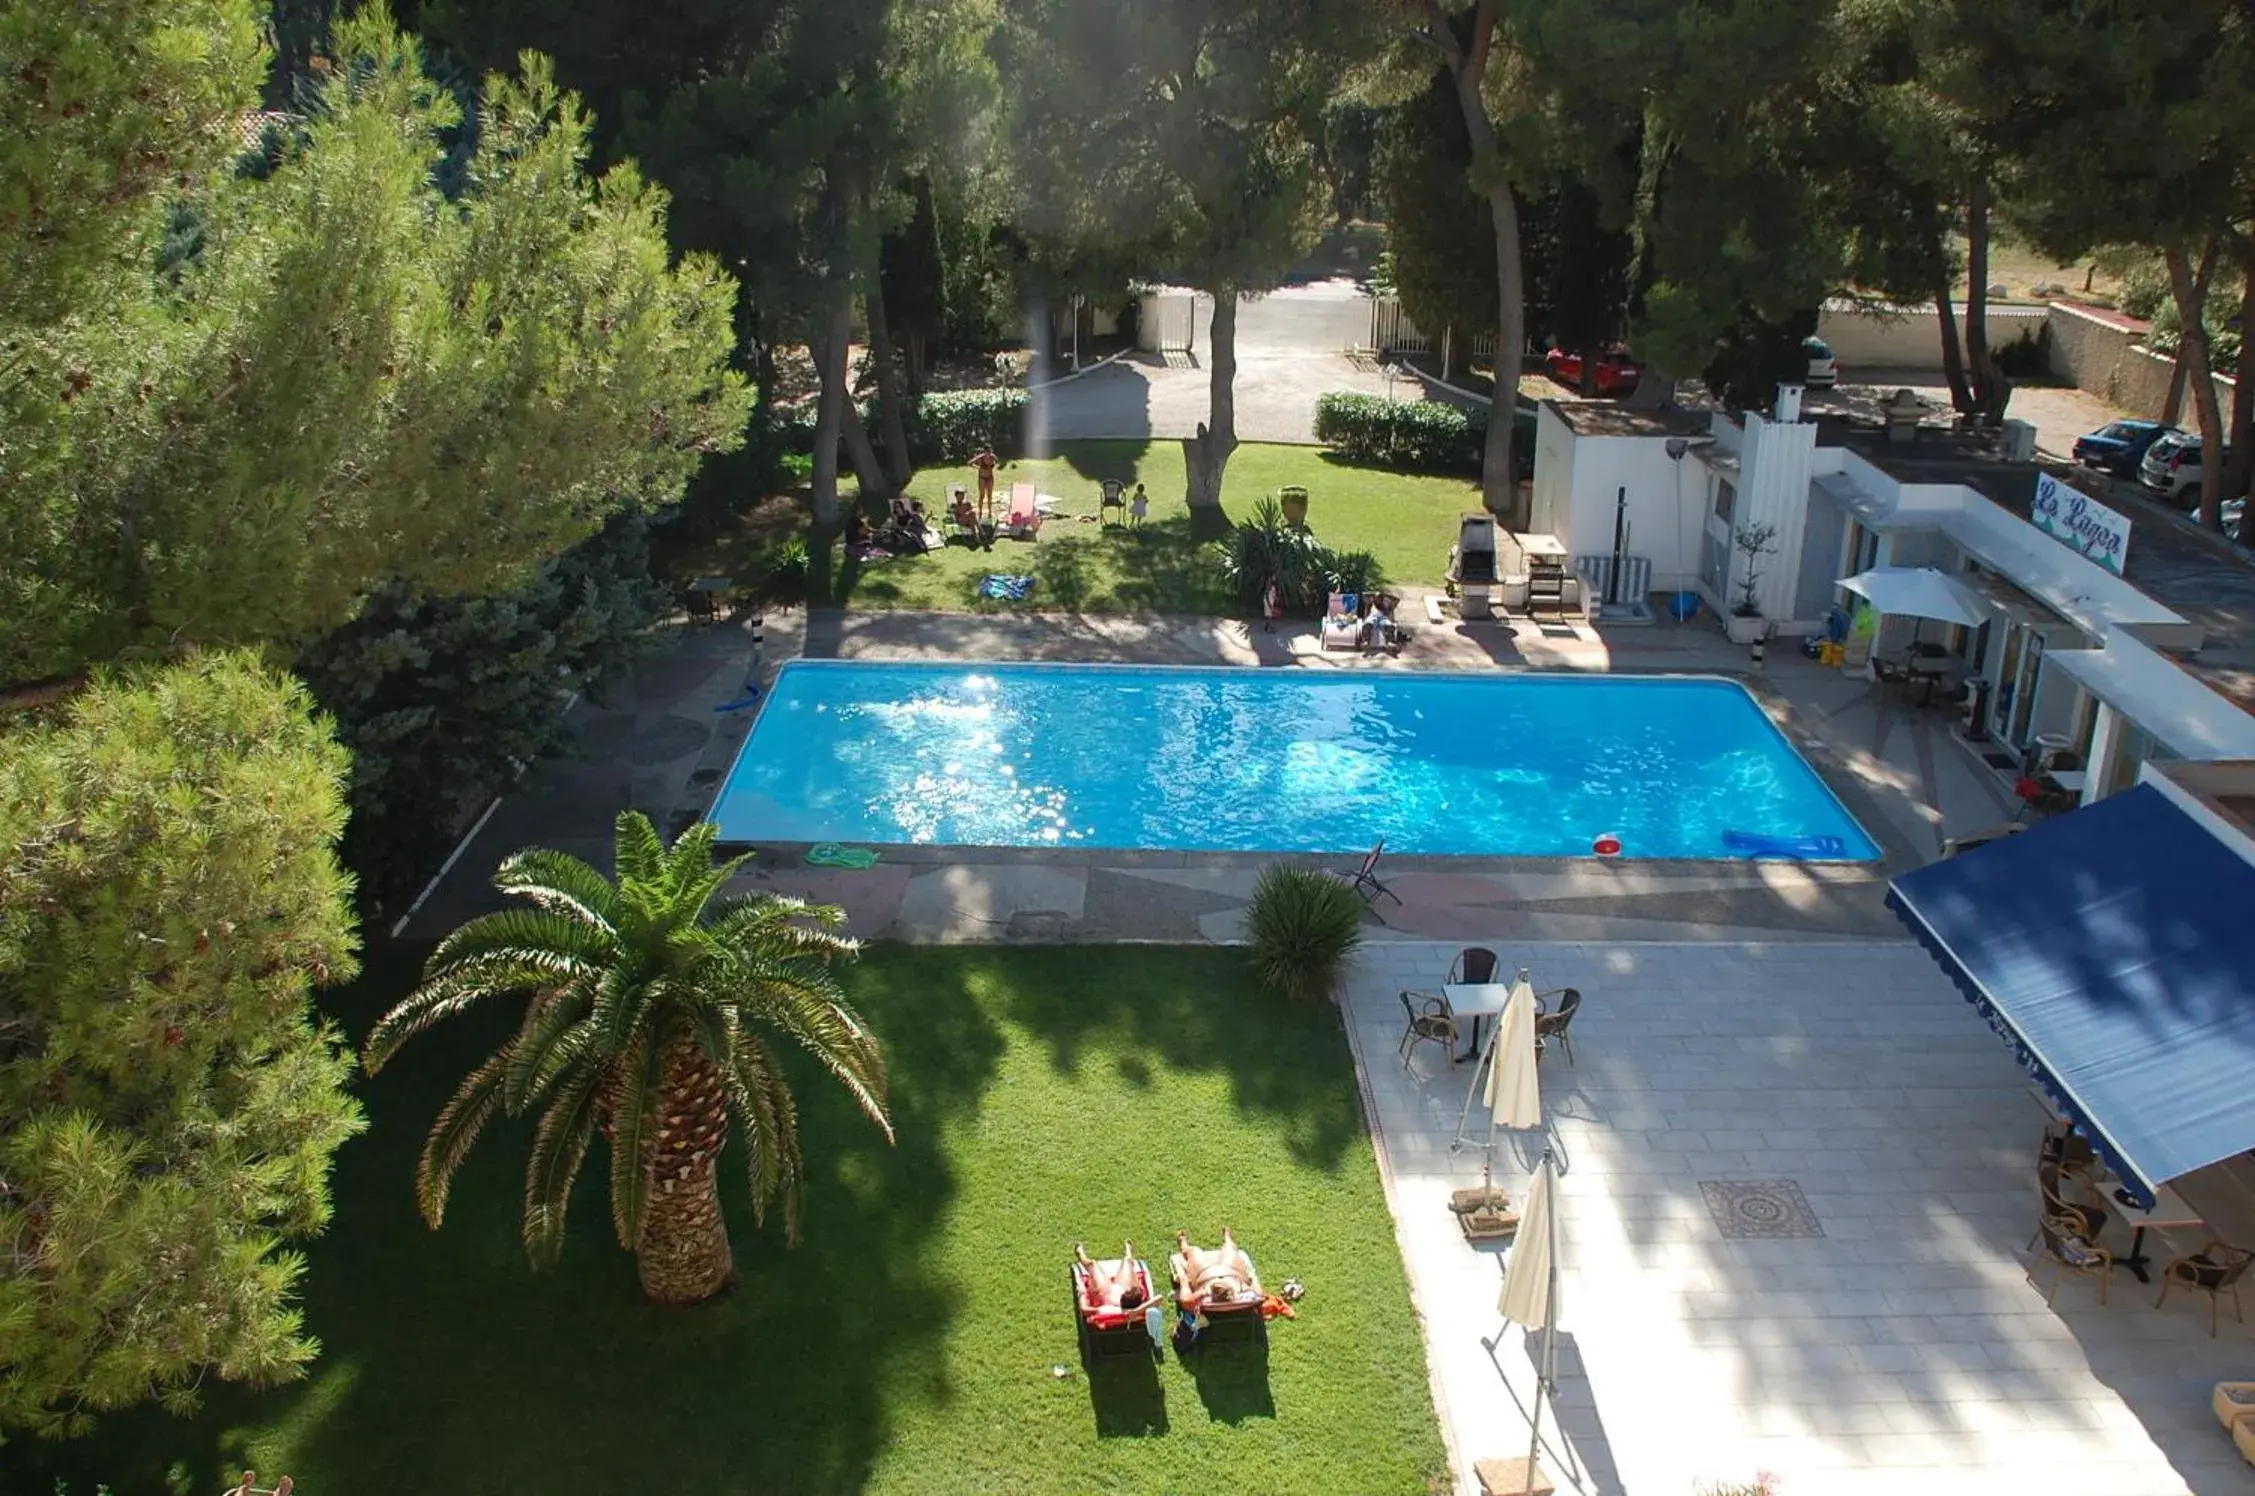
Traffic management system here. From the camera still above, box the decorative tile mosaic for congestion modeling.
[1699,1179,1824,1239]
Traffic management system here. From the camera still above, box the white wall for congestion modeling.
[1733,413,1820,623]
[1564,434,1704,592]
[1531,404,1577,547]
[1816,300,2049,371]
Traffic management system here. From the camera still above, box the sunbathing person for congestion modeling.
[1175,1227,1255,1310]
[1075,1240,1148,1311]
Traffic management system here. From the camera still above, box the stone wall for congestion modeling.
[2043,301,2237,421]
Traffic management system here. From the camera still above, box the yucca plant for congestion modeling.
[1244,863,1366,1001]
[363,811,891,1305]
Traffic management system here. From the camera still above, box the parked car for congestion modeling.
[1802,335,1838,387]
[2072,418,2173,477]
[2143,429,2228,500]
[1544,345,1641,396]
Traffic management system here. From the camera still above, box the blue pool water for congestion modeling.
[710,662,1879,860]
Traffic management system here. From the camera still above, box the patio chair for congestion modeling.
[683,588,719,625]
[1071,1254,1157,1363]
[2031,1158,2109,1250]
[1169,1245,1266,1350]
[1397,990,1458,1072]
[2156,1240,2254,1337]
[1099,479,1126,527]
[1447,947,1500,986]
[2038,1120,2096,1179]
[1001,482,1044,540]
[2029,1211,2113,1305]
[1320,592,1363,652]
[1336,838,1401,910]
[1535,986,1583,1066]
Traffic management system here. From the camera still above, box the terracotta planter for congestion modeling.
[1278,485,1309,527]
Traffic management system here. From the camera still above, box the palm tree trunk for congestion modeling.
[2164,241,2230,533]
[635,1036,735,1305]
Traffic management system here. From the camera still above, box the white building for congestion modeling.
[1532,393,2255,805]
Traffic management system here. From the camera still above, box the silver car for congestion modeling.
[2141,430,2218,499]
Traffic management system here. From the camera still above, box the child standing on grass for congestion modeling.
[1129,482,1149,529]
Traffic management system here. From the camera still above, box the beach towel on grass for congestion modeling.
[978,574,1035,601]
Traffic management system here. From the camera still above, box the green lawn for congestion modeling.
[662,439,1482,616]
[7,946,1445,1496]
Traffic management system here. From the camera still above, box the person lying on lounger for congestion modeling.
[1175,1227,1255,1310]
[1075,1241,1148,1311]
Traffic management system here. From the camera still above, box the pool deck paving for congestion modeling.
[1345,939,2255,1496]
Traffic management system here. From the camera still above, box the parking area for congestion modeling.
[1346,940,2255,1496]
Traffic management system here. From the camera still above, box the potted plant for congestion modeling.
[1726,522,1779,645]
[1278,485,1310,528]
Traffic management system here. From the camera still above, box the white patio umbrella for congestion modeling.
[1495,1150,1564,1495]
[1838,565,1989,628]
[1451,971,1541,1231]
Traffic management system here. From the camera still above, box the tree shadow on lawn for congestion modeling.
[997,948,1368,1174]
[1052,439,1155,486]
[4,939,1007,1496]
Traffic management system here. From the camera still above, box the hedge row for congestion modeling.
[1313,392,1488,475]
[779,388,1031,467]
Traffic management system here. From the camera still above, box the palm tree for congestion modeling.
[364,812,891,1304]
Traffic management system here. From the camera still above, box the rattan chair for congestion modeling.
[2157,1240,2254,1337]
[1448,947,1500,986]
[2030,1158,2109,1249]
[1398,990,1458,1072]
[2029,1211,2113,1306]
[1534,987,1582,1066]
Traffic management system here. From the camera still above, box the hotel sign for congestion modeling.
[2033,472,2131,575]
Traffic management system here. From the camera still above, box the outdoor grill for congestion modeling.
[1449,513,1498,619]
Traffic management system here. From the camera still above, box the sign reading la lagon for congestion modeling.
[2032,471,2131,575]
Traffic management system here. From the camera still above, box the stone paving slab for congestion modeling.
[1342,940,2255,1496]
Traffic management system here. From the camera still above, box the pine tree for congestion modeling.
[0,654,367,1437]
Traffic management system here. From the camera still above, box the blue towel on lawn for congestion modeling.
[979,574,1034,602]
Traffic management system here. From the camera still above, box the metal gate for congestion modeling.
[1149,294,1196,354]
[1368,298,1499,368]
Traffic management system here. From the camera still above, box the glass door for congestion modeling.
[1989,624,2024,740]
[2008,634,2046,746]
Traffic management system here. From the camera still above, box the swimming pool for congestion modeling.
[710,662,1879,860]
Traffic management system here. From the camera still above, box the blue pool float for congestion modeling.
[1722,830,1847,860]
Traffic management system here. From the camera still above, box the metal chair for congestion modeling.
[2157,1240,2254,1337]
[1398,991,1458,1072]
[2029,1211,2113,1305]
[1535,987,1582,1065]
[1447,947,1499,986]
[1099,479,1126,527]
[1338,839,1401,911]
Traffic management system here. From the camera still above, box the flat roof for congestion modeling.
[2047,637,2255,760]
[1548,400,1712,438]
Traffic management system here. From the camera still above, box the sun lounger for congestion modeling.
[1320,592,1362,651]
[1169,1246,1267,1349]
[1336,838,1401,911]
[1002,482,1043,539]
[1072,1255,1156,1363]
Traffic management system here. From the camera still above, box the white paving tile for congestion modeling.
[1343,939,2255,1496]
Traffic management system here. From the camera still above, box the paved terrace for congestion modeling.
[401,607,2020,945]
[1347,939,2255,1496]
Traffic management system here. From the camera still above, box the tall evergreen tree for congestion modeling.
[0,654,366,1437]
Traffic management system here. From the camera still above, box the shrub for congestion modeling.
[1314,392,1487,474]
[1213,496,1333,614]
[1325,549,1383,598]
[1244,864,1367,1002]
[904,388,1030,464]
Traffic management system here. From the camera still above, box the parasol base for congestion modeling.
[1474,1455,1555,1496]
[1449,1184,1511,1215]
[1457,1204,1520,1241]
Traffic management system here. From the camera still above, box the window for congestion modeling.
[1712,478,1736,524]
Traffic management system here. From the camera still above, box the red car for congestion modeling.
[1545,346,1641,396]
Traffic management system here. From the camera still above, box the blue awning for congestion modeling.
[1888,784,2255,1206]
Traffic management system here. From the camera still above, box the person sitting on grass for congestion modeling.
[1076,1240,1148,1312]
[1175,1227,1255,1311]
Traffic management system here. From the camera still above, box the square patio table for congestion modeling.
[1444,982,1541,1064]
[2108,1179,2203,1282]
